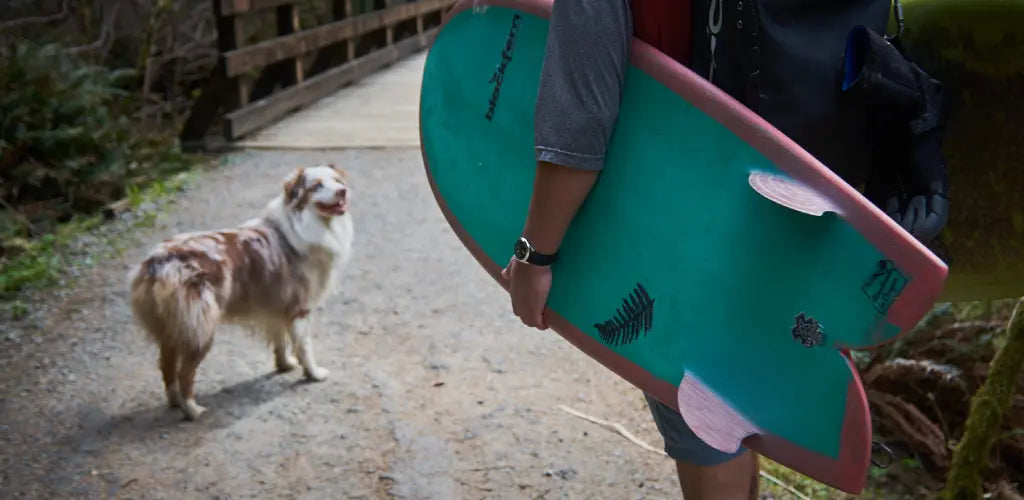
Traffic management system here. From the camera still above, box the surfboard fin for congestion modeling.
[748,171,841,217]
[676,371,760,453]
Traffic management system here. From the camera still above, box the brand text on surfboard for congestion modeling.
[485,14,522,122]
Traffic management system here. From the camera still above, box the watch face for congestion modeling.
[514,238,529,260]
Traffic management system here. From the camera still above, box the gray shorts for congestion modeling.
[644,393,748,466]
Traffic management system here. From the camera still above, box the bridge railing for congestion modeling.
[180,0,454,149]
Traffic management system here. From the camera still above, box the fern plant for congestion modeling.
[0,42,192,234]
[0,41,196,293]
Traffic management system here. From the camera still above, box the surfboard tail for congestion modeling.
[676,363,873,495]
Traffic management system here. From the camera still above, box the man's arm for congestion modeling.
[504,0,632,329]
[522,0,633,255]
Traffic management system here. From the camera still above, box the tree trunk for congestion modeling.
[941,297,1024,500]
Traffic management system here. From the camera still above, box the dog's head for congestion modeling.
[282,164,350,218]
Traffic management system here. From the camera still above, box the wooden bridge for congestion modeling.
[180,0,454,151]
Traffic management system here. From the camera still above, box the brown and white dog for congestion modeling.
[128,164,354,420]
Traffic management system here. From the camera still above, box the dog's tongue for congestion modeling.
[317,200,346,214]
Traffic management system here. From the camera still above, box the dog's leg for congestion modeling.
[178,339,214,420]
[159,343,181,408]
[288,318,329,381]
[272,327,298,372]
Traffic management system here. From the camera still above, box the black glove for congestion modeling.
[843,25,950,245]
[865,123,950,245]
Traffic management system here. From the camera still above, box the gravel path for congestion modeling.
[0,148,684,499]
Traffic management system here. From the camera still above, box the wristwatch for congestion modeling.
[514,236,558,266]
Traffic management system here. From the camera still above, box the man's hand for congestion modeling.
[501,161,598,331]
[500,257,552,330]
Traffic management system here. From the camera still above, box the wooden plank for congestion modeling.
[223,0,453,76]
[224,27,440,139]
[220,0,295,16]
[236,52,427,149]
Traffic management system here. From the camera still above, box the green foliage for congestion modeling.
[0,40,198,293]
[942,298,1024,500]
[0,171,192,298]
[0,216,96,295]
[759,457,848,499]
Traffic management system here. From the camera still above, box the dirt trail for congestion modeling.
[0,148,683,499]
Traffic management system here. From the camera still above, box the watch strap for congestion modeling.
[526,249,558,266]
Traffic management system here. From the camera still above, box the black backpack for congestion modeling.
[687,0,949,244]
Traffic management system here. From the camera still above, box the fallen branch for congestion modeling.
[868,390,950,471]
[0,0,70,31]
[454,477,493,492]
[459,464,521,472]
[556,404,664,455]
[67,3,121,57]
[555,404,812,500]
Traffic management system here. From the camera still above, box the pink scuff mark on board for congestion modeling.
[676,371,761,453]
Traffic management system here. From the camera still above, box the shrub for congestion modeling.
[0,42,193,242]
[0,41,197,293]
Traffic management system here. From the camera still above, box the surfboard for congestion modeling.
[418,0,949,493]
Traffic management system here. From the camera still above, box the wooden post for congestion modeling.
[345,0,355,60]
[179,0,246,147]
[217,2,248,108]
[279,3,304,84]
[386,0,397,45]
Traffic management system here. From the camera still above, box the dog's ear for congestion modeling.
[283,168,305,203]
[328,163,349,183]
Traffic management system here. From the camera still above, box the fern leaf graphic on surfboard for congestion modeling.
[418,0,948,494]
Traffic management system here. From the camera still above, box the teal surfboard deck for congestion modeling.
[419,0,948,493]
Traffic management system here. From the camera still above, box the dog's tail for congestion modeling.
[128,254,222,351]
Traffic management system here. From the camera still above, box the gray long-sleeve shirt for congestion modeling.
[533,0,633,172]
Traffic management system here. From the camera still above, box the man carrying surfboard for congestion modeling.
[499,0,950,498]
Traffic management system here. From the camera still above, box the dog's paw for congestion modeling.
[166,387,182,408]
[181,399,207,421]
[276,355,299,372]
[304,366,329,382]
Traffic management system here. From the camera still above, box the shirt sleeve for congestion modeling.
[534,0,633,171]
